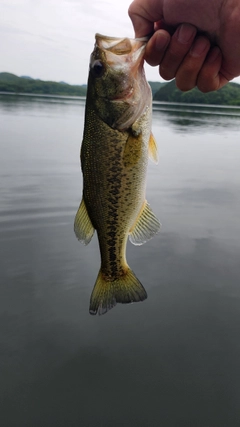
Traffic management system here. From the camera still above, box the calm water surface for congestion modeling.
[1,94,240,426]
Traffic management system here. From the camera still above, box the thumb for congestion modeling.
[128,0,164,38]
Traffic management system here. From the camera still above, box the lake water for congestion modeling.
[1,93,240,426]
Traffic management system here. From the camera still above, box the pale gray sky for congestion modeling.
[1,0,240,85]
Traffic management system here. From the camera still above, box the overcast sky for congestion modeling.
[1,0,240,85]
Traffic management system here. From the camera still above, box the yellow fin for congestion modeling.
[123,132,142,167]
[74,198,95,245]
[129,200,161,246]
[148,132,158,164]
[89,267,147,315]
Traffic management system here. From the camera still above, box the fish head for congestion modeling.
[86,33,151,131]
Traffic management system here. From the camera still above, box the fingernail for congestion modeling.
[190,37,209,57]
[155,32,169,51]
[206,46,221,63]
[177,24,196,44]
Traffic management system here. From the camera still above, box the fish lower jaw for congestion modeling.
[96,88,134,103]
[111,87,134,102]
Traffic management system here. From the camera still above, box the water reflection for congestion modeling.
[1,94,240,427]
[153,100,240,131]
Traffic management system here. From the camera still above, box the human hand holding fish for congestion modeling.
[74,34,160,315]
[129,0,240,92]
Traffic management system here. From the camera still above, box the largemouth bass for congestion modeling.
[74,33,160,315]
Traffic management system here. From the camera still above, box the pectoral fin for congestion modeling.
[129,200,161,246]
[148,132,158,164]
[123,132,142,167]
[74,198,95,245]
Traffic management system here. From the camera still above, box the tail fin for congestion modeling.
[89,267,147,315]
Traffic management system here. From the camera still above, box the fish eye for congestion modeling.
[91,60,105,78]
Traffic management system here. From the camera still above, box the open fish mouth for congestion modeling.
[94,33,148,70]
[95,33,149,54]
[93,33,148,101]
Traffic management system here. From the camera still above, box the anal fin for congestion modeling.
[129,200,161,246]
[74,198,95,245]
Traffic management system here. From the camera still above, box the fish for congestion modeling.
[74,33,160,315]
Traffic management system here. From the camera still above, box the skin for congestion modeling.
[128,0,240,92]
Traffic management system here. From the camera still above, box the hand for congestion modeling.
[128,0,240,92]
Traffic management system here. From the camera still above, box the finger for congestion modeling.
[197,47,228,92]
[145,30,171,66]
[159,24,197,81]
[154,20,177,36]
[175,36,211,91]
[128,0,163,38]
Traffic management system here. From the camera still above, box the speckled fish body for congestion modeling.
[74,34,160,315]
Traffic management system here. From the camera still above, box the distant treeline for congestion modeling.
[153,79,240,106]
[0,72,87,97]
[1,72,240,106]
[0,72,164,98]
